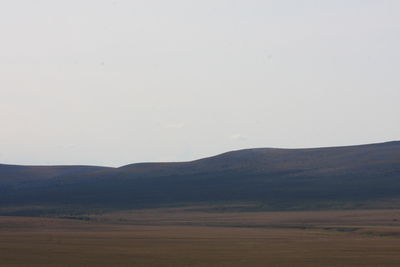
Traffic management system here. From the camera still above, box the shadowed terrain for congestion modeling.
[0,141,400,215]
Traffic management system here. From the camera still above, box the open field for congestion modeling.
[92,206,400,229]
[1,209,400,266]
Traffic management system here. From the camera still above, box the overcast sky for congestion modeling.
[1,0,399,167]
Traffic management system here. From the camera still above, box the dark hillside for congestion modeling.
[1,141,400,213]
[0,164,112,200]
[0,164,111,182]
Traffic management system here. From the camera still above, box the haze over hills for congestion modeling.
[1,141,400,215]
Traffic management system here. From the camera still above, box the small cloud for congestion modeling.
[230,133,247,141]
[164,122,185,129]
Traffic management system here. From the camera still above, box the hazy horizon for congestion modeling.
[0,140,399,168]
[1,0,399,167]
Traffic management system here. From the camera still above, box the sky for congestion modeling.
[1,0,399,167]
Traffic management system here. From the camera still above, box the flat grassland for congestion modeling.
[1,209,400,266]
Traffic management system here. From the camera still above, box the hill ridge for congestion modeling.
[1,140,399,215]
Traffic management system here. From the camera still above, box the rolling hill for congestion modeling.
[1,141,400,215]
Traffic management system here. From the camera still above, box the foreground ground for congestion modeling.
[1,208,400,266]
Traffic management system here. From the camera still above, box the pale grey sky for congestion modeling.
[1,0,399,166]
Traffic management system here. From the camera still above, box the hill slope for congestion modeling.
[1,141,400,214]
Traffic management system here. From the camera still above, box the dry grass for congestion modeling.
[1,209,400,266]
[94,207,400,227]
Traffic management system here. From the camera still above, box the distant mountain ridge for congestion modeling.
[0,164,111,189]
[1,141,400,215]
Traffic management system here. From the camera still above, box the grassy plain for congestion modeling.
[1,208,400,266]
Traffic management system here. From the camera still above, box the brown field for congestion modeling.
[1,209,400,266]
